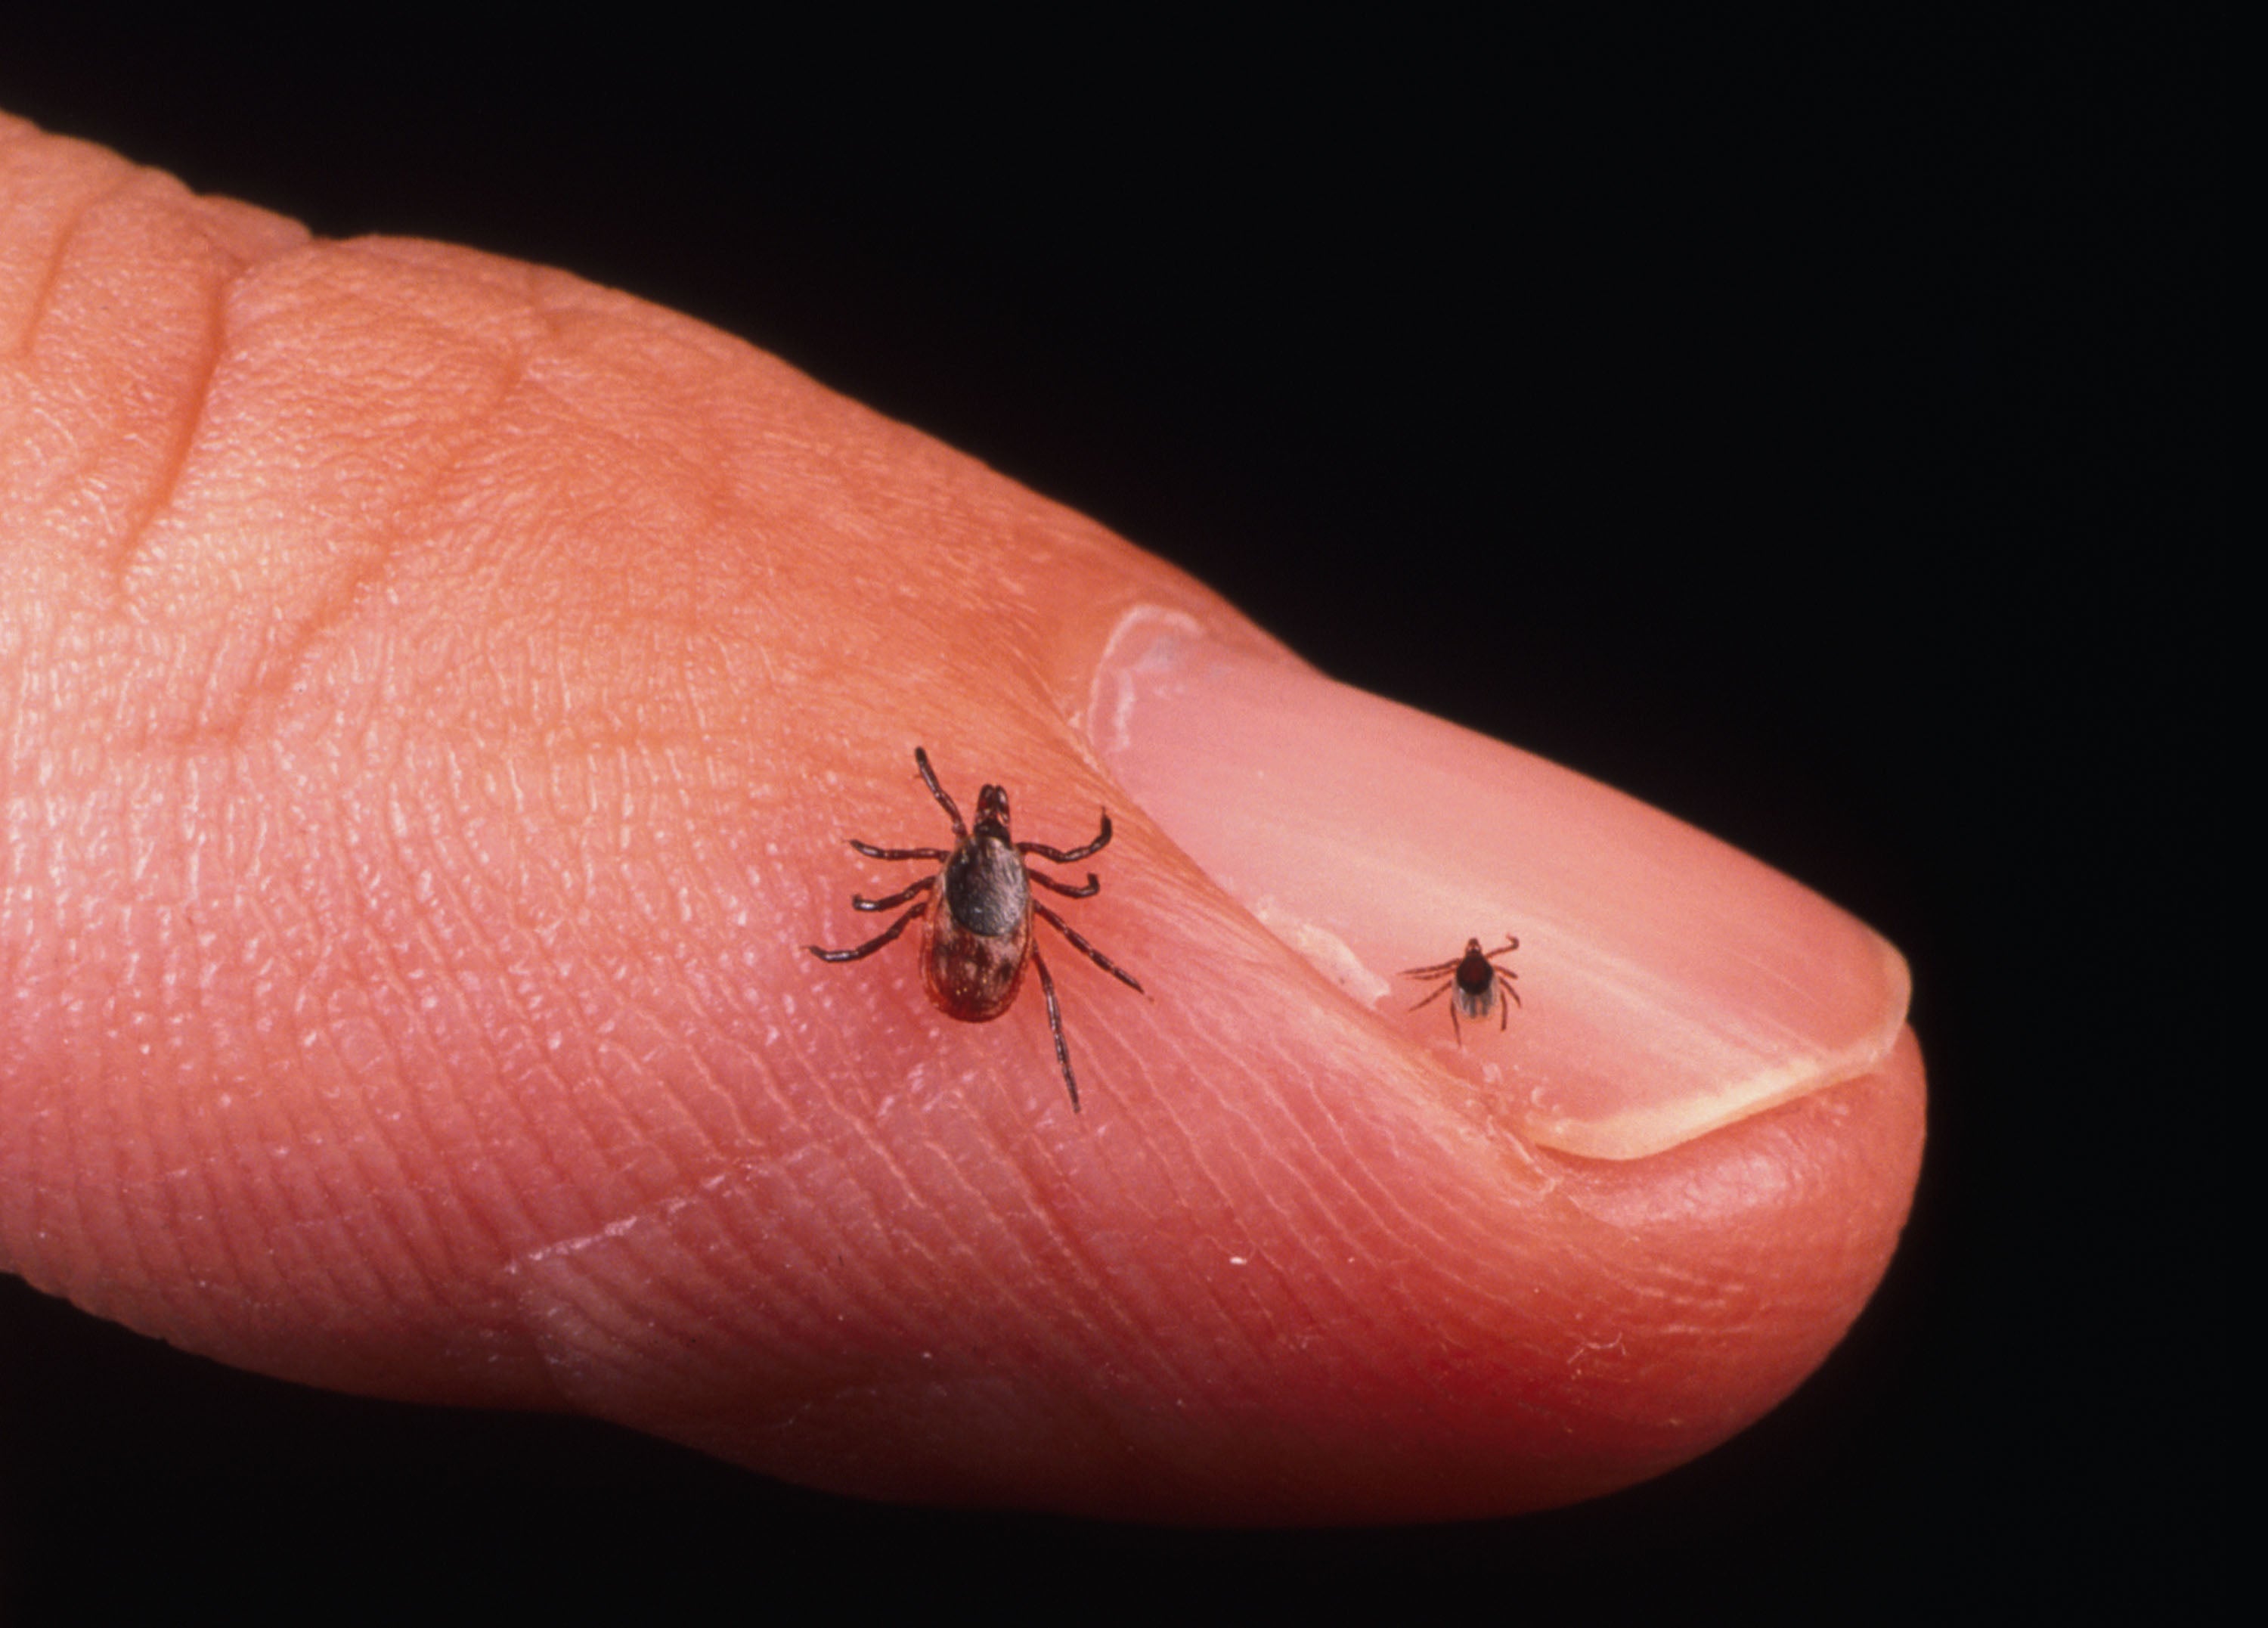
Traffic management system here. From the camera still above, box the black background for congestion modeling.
[1,10,2222,1618]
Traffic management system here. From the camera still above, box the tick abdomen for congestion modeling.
[924,895,1030,1020]
[926,833,1033,1021]
[1456,960,1496,1016]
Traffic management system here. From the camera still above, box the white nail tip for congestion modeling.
[1513,933,1910,1158]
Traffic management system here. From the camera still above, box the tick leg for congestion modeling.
[807,901,925,962]
[1486,935,1522,960]
[1018,811,1113,866]
[912,747,968,839]
[1501,972,1523,1009]
[1450,1003,1463,1047]
[853,875,936,913]
[1030,943,1080,1112]
[1028,868,1100,899]
[1400,959,1462,978]
[1407,978,1453,1012]
[850,839,952,862]
[1500,991,1512,1031]
[1033,901,1145,993]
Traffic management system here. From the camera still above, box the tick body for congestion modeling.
[1401,934,1522,1045]
[807,747,1143,1111]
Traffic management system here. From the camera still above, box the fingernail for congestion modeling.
[1089,609,1909,1158]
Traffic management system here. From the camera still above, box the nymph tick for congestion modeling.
[1401,934,1522,1044]
[807,747,1143,1111]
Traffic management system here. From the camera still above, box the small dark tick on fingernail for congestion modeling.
[1402,934,1523,1046]
[806,746,1144,1112]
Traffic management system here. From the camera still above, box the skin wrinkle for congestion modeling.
[265,752,480,1326]
[150,762,262,1327]
[589,1019,714,1202]
[1121,1133,1299,1407]
[722,1171,934,1378]
[1021,1161,1214,1418]
[530,1205,745,1395]
[448,752,655,1224]
[656,1236,819,1404]
[15,174,249,598]
[898,1137,1102,1366]
[280,962,442,1344]
[1208,1110,1377,1345]
[708,1065,1143,1451]
[683,944,800,1163]
[492,970,637,1245]
[64,787,170,1319]
[287,1093,450,1349]
[1316,1079,1503,1286]
[661,947,776,1169]
[432,743,661,1254]
[181,393,514,755]
[1152,1102,1382,1416]
[542,1209,745,1398]
[182,759,411,1340]
[910,1130,1140,1380]
[191,523,394,749]
[762,1130,969,1359]
[1332,1202,1509,1416]
[1545,1099,1888,1403]
[1159,1084,1321,1380]
[101,207,227,592]
[470,981,627,1275]
[1210,1022,1348,1200]
[0,161,132,371]
[336,795,545,1321]
[345,764,474,1154]
[745,1155,943,1371]
[754,1107,946,1338]
[732,1233,980,1421]
[1370,1241,1551,1437]
[631,909,798,1203]
[1105,1250,1257,1431]
[1402,1220,1631,1431]
[160,256,580,760]
[49,784,148,1324]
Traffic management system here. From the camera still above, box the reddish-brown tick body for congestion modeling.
[1401,934,1522,1045]
[807,747,1143,1110]
[925,811,1035,1021]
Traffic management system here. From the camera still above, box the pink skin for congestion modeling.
[0,114,1923,1524]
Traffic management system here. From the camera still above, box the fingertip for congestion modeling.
[1089,607,1910,1160]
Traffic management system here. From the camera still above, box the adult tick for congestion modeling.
[1401,934,1522,1045]
[807,747,1143,1111]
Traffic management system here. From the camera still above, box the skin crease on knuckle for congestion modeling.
[0,114,1925,1524]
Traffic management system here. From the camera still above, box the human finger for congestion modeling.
[0,112,1920,1522]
